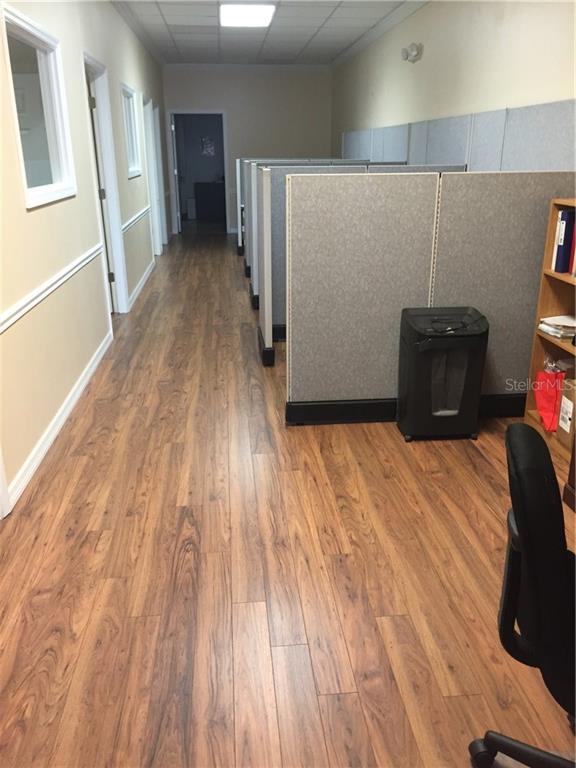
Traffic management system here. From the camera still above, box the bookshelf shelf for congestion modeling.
[543,269,576,287]
[524,197,576,463]
[536,329,576,356]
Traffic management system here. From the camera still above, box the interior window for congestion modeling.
[5,8,76,208]
[122,85,141,178]
[8,35,53,188]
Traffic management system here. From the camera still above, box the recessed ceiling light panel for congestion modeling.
[219,4,276,28]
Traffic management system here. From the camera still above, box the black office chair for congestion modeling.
[469,423,575,768]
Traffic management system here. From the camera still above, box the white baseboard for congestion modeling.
[7,330,113,513]
[128,258,155,310]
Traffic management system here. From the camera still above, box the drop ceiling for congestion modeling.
[114,1,423,66]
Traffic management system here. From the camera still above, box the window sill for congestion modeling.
[25,181,76,210]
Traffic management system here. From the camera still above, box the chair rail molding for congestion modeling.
[0,242,104,335]
[122,204,151,232]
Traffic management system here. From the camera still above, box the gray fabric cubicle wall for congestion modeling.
[468,110,507,171]
[342,130,372,161]
[271,163,463,325]
[247,159,369,299]
[371,124,409,163]
[286,173,439,403]
[433,171,575,396]
[342,99,576,172]
[500,101,576,171]
[368,164,466,174]
[270,165,363,331]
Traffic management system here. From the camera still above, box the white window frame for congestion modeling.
[4,5,76,209]
[121,84,142,179]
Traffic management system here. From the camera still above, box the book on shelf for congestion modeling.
[551,209,575,273]
[539,315,576,340]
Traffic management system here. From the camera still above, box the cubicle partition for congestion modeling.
[260,164,465,364]
[368,164,466,174]
[342,98,576,171]
[236,158,243,253]
[257,167,273,364]
[432,171,575,412]
[239,158,306,267]
[257,164,364,364]
[286,172,440,422]
[285,170,574,424]
[245,158,369,308]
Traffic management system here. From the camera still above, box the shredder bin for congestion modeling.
[397,307,489,440]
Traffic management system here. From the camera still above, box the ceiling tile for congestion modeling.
[169,23,218,33]
[321,17,374,29]
[163,13,216,24]
[129,2,163,17]
[161,2,216,13]
[173,32,219,42]
[119,0,414,65]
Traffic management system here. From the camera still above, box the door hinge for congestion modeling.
[170,123,175,131]
[108,271,115,283]
[89,95,96,110]
[99,188,106,200]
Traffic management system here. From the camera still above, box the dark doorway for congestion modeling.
[173,113,226,234]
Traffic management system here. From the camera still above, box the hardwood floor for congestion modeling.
[0,233,573,767]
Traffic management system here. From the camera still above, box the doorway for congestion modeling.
[172,113,227,234]
[84,55,129,313]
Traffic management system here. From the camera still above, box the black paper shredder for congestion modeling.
[397,307,489,440]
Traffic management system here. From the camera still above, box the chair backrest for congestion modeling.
[501,423,575,715]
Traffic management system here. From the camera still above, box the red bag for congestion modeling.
[534,370,566,431]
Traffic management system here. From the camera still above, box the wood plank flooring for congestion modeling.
[0,233,574,767]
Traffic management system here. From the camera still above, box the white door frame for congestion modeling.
[153,105,168,245]
[84,53,129,313]
[144,99,162,257]
[169,113,181,234]
[166,109,231,235]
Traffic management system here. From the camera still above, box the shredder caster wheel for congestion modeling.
[404,435,414,442]
[470,433,479,440]
[468,739,496,768]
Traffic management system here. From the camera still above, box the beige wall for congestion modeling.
[1,257,110,482]
[125,213,155,298]
[332,1,575,151]
[163,64,333,230]
[0,1,166,502]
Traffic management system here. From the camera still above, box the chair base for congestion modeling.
[469,732,575,768]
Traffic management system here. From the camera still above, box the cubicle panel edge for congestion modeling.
[236,158,243,252]
[257,167,274,364]
[286,172,440,409]
[432,171,575,398]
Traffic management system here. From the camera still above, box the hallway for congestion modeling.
[0,234,572,767]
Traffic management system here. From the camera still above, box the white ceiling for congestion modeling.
[114,1,422,66]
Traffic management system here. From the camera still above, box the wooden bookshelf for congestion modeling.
[524,198,576,461]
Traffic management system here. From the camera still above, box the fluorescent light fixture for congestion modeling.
[220,4,276,28]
